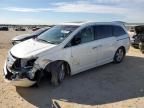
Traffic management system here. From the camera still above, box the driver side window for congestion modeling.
[71,26,94,46]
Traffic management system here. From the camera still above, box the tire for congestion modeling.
[32,71,43,87]
[113,47,125,63]
[51,63,65,86]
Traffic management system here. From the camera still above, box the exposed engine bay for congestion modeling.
[3,52,51,87]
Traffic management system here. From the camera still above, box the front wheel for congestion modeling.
[32,71,43,87]
[113,47,125,63]
[51,63,66,86]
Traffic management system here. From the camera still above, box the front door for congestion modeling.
[70,26,100,74]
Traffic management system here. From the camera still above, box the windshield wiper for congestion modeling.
[36,38,49,43]
[47,41,60,44]
[36,38,59,44]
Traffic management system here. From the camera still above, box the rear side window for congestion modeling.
[94,25,113,39]
[113,26,126,37]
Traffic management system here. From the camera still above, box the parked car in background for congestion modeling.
[0,26,9,31]
[131,25,144,49]
[11,27,51,45]
[32,27,40,31]
[15,27,26,31]
[3,22,130,87]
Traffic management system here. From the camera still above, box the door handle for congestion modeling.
[92,45,102,49]
[92,46,99,49]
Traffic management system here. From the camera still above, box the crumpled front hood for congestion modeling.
[12,34,32,41]
[10,39,57,58]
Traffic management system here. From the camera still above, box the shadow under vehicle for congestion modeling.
[16,56,144,108]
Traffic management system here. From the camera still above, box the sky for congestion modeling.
[0,0,144,24]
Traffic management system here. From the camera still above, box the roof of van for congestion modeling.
[59,21,125,26]
[59,22,85,26]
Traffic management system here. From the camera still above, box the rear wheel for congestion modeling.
[113,47,125,63]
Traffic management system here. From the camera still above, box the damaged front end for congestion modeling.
[3,52,46,87]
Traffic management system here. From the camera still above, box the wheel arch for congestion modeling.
[113,46,126,63]
[118,46,126,55]
[44,60,71,76]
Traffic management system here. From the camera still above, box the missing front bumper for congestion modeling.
[3,62,36,87]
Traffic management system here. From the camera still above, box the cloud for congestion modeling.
[90,0,144,4]
[1,0,144,23]
[123,11,144,22]
[0,17,51,24]
[2,0,144,22]
[3,2,129,14]
[52,2,129,14]
[3,7,52,12]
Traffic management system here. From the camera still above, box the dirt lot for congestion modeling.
[0,30,144,108]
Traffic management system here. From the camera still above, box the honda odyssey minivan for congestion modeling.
[3,22,130,87]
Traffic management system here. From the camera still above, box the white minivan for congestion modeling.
[3,22,130,87]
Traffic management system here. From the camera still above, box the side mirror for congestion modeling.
[71,37,81,46]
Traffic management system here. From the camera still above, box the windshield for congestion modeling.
[31,28,48,36]
[36,25,79,44]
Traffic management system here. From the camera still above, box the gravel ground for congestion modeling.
[0,30,144,108]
